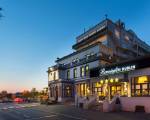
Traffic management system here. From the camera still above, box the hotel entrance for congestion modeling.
[92,78,129,100]
[110,85,121,99]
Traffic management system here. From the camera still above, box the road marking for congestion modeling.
[8,106,14,109]
[2,107,8,110]
[0,104,39,110]
[25,115,57,120]
[50,112,87,120]
[23,114,30,118]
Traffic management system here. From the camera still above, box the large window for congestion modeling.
[131,76,150,96]
[92,82,103,96]
[73,68,77,78]
[76,83,87,96]
[80,66,85,77]
[67,70,70,80]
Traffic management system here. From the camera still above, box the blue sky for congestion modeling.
[0,0,150,92]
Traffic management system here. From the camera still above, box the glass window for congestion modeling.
[138,76,148,83]
[73,68,77,78]
[67,70,70,80]
[131,76,150,96]
[92,82,103,96]
[85,65,89,76]
[80,66,85,77]
[64,85,72,97]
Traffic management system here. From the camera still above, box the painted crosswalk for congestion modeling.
[0,103,39,110]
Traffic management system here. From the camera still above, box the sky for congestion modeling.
[0,0,150,93]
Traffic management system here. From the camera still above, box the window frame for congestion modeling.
[73,68,77,78]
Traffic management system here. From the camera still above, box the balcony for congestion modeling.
[58,53,100,69]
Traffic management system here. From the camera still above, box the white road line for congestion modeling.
[23,114,30,118]
[50,112,87,120]
[2,107,8,110]
[8,106,14,109]
[25,115,57,120]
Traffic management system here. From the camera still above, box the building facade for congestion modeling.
[47,18,150,104]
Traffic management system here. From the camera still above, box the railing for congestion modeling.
[76,20,107,43]
[56,51,115,69]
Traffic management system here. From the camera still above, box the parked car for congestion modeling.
[14,98,24,103]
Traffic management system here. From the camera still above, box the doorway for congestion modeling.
[110,85,121,99]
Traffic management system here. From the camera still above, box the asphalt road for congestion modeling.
[0,103,150,120]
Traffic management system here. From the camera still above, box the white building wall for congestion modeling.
[64,60,99,80]
[48,70,59,81]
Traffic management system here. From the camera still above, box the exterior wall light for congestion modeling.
[115,78,119,82]
[100,80,104,84]
[105,79,108,83]
[110,78,114,83]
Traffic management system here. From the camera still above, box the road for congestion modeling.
[0,103,150,120]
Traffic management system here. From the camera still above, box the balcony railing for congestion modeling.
[56,53,99,69]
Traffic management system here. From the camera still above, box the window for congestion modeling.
[53,72,56,80]
[92,82,103,96]
[67,70,70,80]
[85,65,89,76]
[80,66,85,77]
[64,85,72,97]
[80,83,87,96]
[131,76,150,96]
[73,68,77,78]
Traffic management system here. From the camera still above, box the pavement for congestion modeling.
[0,103,150,120]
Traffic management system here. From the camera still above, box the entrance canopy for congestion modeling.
[90,55,150,79]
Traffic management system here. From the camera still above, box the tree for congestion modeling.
[22,90,31,98]
[1,91,7,98]
[30,88,38,99]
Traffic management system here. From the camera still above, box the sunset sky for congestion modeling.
[0,0,150,93]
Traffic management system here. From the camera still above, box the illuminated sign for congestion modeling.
[100,65,136,76]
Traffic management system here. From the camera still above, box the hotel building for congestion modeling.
[47,18,150,112]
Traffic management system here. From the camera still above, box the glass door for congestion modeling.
[110,85,121,99]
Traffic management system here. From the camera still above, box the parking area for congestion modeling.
[0,103,150,120]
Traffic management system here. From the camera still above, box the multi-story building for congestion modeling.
[47,18,150,104]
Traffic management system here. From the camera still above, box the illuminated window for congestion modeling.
[92,82,103,96]
[80,66,85,77]
[138,76,148,83]
[131,76,150,96]
[80,83,87,96]
[85,65,89,76]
